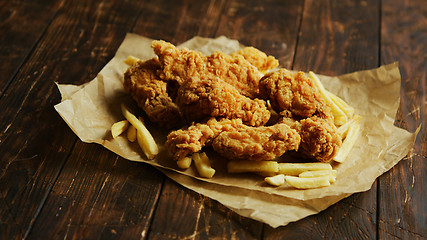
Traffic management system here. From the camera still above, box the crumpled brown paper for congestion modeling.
[54,33,418,227]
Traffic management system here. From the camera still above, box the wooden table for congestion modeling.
[1,0,425,239]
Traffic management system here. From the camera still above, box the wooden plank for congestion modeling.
[264,0,379,238]
[215,0,303,68]
[0,0,65,96]
[141,0,303,238]
[148,178,262,240]
[379,0,426,238]
[0,0,150,238]
[27,142,164,239]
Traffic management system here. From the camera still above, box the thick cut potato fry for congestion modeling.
[111,120,129,138]
[326,91,354,119]
[278,163,332,176]
[177,156,192,169]
[127,125,137,142]
[299,169,337,183]
[124,55,140,66]
[334,122,361,163]
[309,71,348,125]
[192,152,215,178]
[285,175,331,189]
[227,160,279,173]
[337,114,362,138]
[265,174,285,187]
[121,104,159,159]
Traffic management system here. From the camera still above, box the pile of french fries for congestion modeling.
[113,57,362,189]
[111,104,159,159]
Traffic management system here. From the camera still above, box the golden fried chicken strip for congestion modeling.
[259,69,333,121]
[279,116,342,162]
[123,58,182,128]
[166,118,242,160]
[151,40,263,98]
[212,123,300,161]
[231,47,279,72]
[176,76,270,126]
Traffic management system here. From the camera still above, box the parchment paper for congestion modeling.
[54,33,418,227]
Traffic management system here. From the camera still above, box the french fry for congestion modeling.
[265,174,285,187]
[121,104,159,159]
[111,120,129,138]
[326,91,354,119]
[337,114,362,138]
[127,125,137,142]
[299,169,337,183]
[124,55,140,66]
[192,152,215,178]
[278,163,332,176]
[309,71,348,126]
[285,175,331,189]
[227,160,279,174]
[177,156,192,169]
[334,121,361,163]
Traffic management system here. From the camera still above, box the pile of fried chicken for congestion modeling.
[123,40,342,164]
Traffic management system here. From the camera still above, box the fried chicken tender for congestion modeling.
[259,69,333,121]
[231,47,279,72]
[166,118,242,160]
[166,117,300,161]
[123,58,182,128]
[279,116,342,162]
[175,76,270,126]
[212,122,300,161]
[152,40,263,98]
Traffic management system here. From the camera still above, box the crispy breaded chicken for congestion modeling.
[212,122,300,161]
[175,76,270,126]
[279,115,342,162]
[123,58,182,128]
[259,69,333,121]
[298,116,342,162]
[231,47,279,73]
[166,118,242,160]
[166,117,300,161]
[152,40,263,98]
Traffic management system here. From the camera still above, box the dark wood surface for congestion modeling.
[0,0,425,239]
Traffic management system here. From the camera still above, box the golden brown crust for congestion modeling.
[212,123,300,161]
[259,69,333,121]
[231,47,279,72]
[152,40,263,98]
[123,58,182,128]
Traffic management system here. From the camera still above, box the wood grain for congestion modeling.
[215,0,303,68]
[0,0,65,96]
[0,0,148,238]
[265,0,379,238]
[379,0,426,238]
[28,143,163,239]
